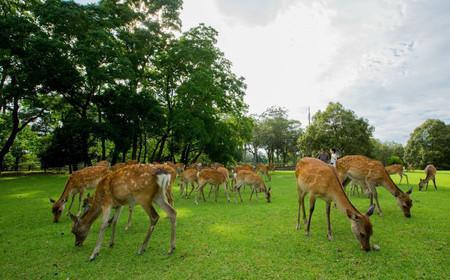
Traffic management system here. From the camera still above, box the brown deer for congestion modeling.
[419,164,437,191]
[195,168,230,204]
[336,155,412,217]
[385,164,409,185]
[70,164,176,261]
[180,167,198,198]
[234,164,254,173]
[208,166,231,198]
[233,170,271,203]
[256,163,271,181]
[50,165,110,223]
[295,158,375,251]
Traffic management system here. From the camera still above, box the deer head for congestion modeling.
[50,198,65,223]
[70,213,90,247]
[418,179,426,191]
[261,184,271,203]
[395,187,413,217]
[347,205,375,251]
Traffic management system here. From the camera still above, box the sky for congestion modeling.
[75,0,450,143]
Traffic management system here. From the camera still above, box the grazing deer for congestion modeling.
[233,170,271,203]
[385,164,409,185]
[174,163,185,176]
[50,165,110,223]
[256,163,272,181]
[180,167,198,198]
[336,155,412,217]
[295,158,375,251]
[195,168,230,204]
[208,166,231,198]
[419,164,437,191]
[70,164,176,261]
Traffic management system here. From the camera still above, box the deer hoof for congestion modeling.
[89,253,98,262]
[168,247,176,255]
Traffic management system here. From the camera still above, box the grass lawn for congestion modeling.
[0,170,449,279]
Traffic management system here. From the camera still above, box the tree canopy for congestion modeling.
[404,119,450,169]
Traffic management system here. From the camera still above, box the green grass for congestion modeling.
[1,171,449,279]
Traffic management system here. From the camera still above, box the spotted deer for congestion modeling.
[95,160,111,168]
[385,164,409,185]
[180,167,199,198]
[50,165,110,223]
[336,155,412,217]
[195,168,230,204]
[70,164,176,261]
[110,160,138,171]
[295,158,375,251]
[419,164,437,191]
[233,170,271,203]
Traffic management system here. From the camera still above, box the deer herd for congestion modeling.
[48,156,437,260]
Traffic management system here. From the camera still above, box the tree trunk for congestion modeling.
[98,106,106,160]
[0,96,20,171]
[137,134,143,162]
[111,145,120,165]
[155,134,167,162]
[131,133,138,160]
[150,139,161,163]
[142,134,148,163]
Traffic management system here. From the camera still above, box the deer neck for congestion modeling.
[81,194,102,227]
[381,171,403,196]
[332,189,360,217]
[57,178,74,204]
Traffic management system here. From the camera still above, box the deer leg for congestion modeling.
[194,184,203,205]
[306,195,316,236]
[154,195,177,255]
[138,205,159,255]
[236,184,243,203]
[249,186,255,201]
[404,173,409,185]
[214,184,220,202]
[224,182,230,203]
[109,207,122,248]
[426,180,429,191]
[296,190,303,230]
[125,201,135,231]
[372,188,383,216]
[201,185,207,202]
[187,183,195,198]
[67,193,76,214]
[268,172,271,182]
[301,191,307,224]
[208,184,214,199]
[76,192,84,216]
[89,206,112,261]
[433,178,437,190]
[326,201,333,241]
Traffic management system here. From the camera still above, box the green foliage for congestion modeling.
[299,102,374,156]
[404,119,450,169]
[370,138,404,165]
[1,172,450,278]
[249,107,302,165]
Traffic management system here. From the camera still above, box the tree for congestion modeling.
[248,107,302,166]
[0,3,77,170]
[298,102,374,157]
[404,119,450,169]
[370,138,404,165]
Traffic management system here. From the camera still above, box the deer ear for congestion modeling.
[69,213,78,223]
[49,198,56,203]
[366,205,375,217]
[406,187,413,195]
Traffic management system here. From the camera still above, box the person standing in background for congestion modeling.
[317,149,330,163]
[330,148,337,167]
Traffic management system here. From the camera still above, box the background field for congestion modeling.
[1,171,449,279]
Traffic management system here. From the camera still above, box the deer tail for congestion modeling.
[155,169,172,202]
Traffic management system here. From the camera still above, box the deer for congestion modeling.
[256,163,271,181]
[207,166,231,199]
[195,168,230,204]
[419,164,437,191]
[385,164,409,185]
[234,164,254,173]
[70,164,176,261]
[233,170,271,203]
[295,157,375,251]
[180,167,199,198]
[50,165,110,223]
[80,163,176,231]
[336,155,412,217]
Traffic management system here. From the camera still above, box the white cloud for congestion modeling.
[181,0,450,143]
